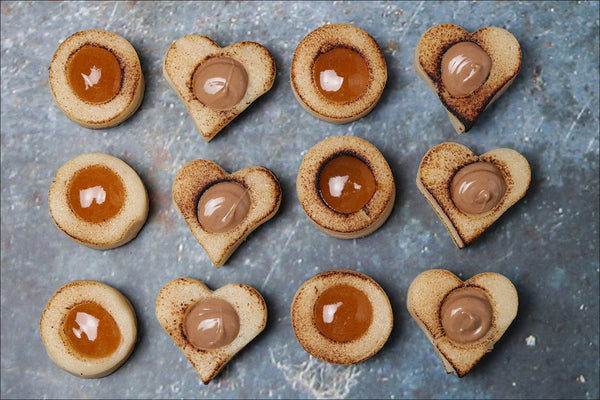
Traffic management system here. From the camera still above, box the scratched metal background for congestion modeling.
[1,1,598,399]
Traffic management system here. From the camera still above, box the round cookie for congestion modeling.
[291,269,393,365]
[48,153,148,250]
[39,280,137,378]
[291,23,387,124]
[49,29,145,129]
[297,136,395,239]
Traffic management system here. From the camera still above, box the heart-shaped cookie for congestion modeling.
[172,159,281,267]
[416,142,530,248]
[407,269,518,377]
[414,24,521,133]
[155,277,267,384]
[163,35,275,141]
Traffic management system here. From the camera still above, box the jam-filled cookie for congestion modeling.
[291,23,387,124]
[155,277,267,384]
[172,160,281,267]
[39,280,137,378]
[291,270,393,365]
[163,35,276,141]
[407,269,518,377]
[416,142,530,248]
[414,24,521,133]
[49,29,145,129]
[297,136,395,239]
[48,153,149,249]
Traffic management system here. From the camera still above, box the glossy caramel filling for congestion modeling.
[68,165,125,223]
[197,181,251,233]
[67,45,122,103]
[313,47,370,103]
[319,154,376,214]
[184,298,240,349]
[314,284,372,342]
[64,302,121,358]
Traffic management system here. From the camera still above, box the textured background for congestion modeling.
[1,1,598,399]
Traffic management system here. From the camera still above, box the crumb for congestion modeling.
[576,375,586,383]
[525,335,536,346]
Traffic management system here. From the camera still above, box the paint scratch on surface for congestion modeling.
[104,2,119,31]
[565,98,591,141]
[261,221,300,291]
[269,347,360,398]
[398,1,424,44]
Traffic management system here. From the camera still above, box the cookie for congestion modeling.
[48,153,148,249]
[407,269,518,377]
[416,142,530,248]
[163,35,275,141]
[155,277,267,384]
[414,24,521,133]
[291,23,387,124]
[291,269,393,365]
[49,29,145,129]
[297,136,395,239]
[172,159,281,267]
[40,280,137,378]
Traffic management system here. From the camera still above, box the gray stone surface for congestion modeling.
[1,1,598,398]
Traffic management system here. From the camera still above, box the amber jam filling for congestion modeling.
[64,302,121,358]
[67,45,122,103]
[313,47,370,103]
[67,165,125,223]
[318,154,376,214]
[314,284,372,342]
